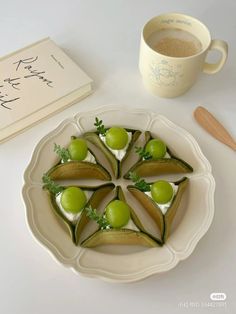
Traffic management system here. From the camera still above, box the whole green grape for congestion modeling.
[68,138,88,161]
[145,139,166,159]
[105,200,131,228]
[105,127,128,150]
[61,187,87,213]
[151,180,173,204]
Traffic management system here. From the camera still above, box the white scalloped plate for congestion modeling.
[22,105,215,282]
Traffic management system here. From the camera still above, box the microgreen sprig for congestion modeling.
[42,174,64,195]
[94,117,107,136]
[135,146,152,160]
[129,172,151,192]
[85,205,110,229]
[54,143,71,163]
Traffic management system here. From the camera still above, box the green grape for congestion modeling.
[105,200,131,228]
[151,180,173,204]
[61,187,87,213]
[145,139,166,159]
[68,138,88,161]
[105,127,128,150]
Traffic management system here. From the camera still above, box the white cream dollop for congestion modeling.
[145,183,178,215]
[164,151,171,158]
[61,150,96,164]
[55,190,92,223]
[56,193,82,223]
[99,132,132,161]
[142,151,171,160]
[102,215,139,231]
[83,150,96,164]
[122,219,139,231]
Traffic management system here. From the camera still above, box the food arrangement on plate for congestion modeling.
[42,117,193,249]
[22,107,215,282]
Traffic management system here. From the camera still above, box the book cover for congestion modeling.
[0,37,93,143]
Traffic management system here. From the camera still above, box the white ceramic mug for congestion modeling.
[139,13,228,98]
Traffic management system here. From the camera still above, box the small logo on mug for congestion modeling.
[149,60,183,87]
[210,293,227,301]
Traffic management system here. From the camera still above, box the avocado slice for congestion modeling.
[124,131,193,178]
[127,177,189,243]
[43,183,115,244]
[81,186,160,248]
[84,129,141,179]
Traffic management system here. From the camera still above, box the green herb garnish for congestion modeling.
[135,146,152,160]
[42,174,64,195]
[54,143,71,163]
[129,172,151,192]
[94,117,107,136]
[85,205,110,229]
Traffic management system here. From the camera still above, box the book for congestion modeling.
[0,37,93,143]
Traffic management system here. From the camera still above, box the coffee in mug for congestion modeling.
[139,13,228,98]
[148,28,202,57]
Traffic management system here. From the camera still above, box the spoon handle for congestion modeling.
[194,106,236,151]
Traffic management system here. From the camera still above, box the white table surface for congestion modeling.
[0,0,235,313]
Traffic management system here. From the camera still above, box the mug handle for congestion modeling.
[203,39,228,74]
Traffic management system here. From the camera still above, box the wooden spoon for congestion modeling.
[194,106,236,151]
